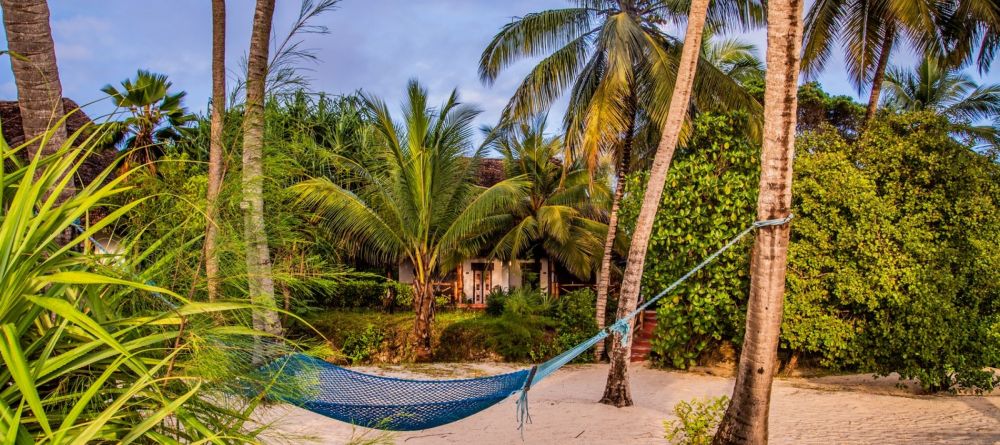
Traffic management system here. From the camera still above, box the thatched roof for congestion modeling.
[1,97,119,188]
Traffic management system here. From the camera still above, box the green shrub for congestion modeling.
[664,396,729,445]
[341,324,386,364]
[313,280,413,311]
[619,113,758,369]
[787,112,1000,391]
[547,289,599,360]
[485,287,511,316]
[503,287,552,316]
[439,314,557,362]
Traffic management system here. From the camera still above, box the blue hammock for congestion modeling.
[75,217,792,432]
[261,354,530,430]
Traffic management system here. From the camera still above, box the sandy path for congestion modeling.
[256,363,1000,444]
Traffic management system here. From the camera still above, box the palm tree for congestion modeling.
[205,0,226,302]
[102,70,196,174]
[701,26,764,84]
[243,0,282,339]
[1,0,73,202]
[479,0,763,362]
[882,55,1000,146]
[487,115,610,281]
[294,80,529,361]
[801,0,940,122]
[935,0,1000,73]
[600,0,715,408]
[713,0,804,441]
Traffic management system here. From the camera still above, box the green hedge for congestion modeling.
[622,111,1000,391]
[312,280,413,310]
[620,113,757,369]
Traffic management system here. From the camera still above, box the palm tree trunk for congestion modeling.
[594,110,636,362]
[600,0,711,407]
[205,0,225,302]
[712,0,804,441]
[243,0,282,338]
[1,0,73,201]
[413,278,434,362]
[865,23,895,123]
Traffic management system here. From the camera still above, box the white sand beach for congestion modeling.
[255,363,1000,444]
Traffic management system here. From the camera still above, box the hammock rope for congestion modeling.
[72,216,793,431]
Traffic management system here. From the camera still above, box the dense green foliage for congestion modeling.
[442,288,598,362]
[620,113,759,369]
[626,111,1000,390]
[788,112,1000,391]
[0,131,266,442]
[309,280,414,311]
[111,92,370,310]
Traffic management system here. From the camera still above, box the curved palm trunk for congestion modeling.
[600,0,711,407]
[243,0,282,339]
[712,0,804,441]
[205,0,226,302]
[1,0,72,200]
[594,112,636,362]
[865,23,895,124]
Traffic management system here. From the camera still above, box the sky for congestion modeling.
[2,0,998,132]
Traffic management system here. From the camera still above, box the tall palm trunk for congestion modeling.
[865,23,895,123]
[243,0,282,338]
[205,0,226,302]
[600,0,711,407]
[713,0,804,441]
[1,0,73,201]
[594,109,636,362]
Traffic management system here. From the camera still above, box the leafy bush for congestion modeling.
[341,324,386,364]
[619,113,758,369]
[313,280,413,311]
[788,112,1000,391]
[547,289,599,358]
[438,313,557,362]
[485,287,511,316]
[0,135,263,442]
[664,396,730,445]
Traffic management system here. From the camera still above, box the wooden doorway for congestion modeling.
[470,262,492,306]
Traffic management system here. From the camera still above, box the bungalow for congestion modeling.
[397,159,593,308]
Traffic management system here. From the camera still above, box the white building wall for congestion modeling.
[398,260,416,284]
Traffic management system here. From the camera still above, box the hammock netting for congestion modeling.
[262,354,530,430]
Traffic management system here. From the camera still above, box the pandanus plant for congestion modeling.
[0,121,269,443]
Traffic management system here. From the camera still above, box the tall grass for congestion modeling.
[0,122,270,443]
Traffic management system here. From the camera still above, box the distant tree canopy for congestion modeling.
[624,110,1000,391]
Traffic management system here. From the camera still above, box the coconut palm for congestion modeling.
[293,80,529,361]
[801,0,941,122]
[701,26,764,84]
[243,0,282,340]
[487,115,611,281]
[206,0,226,302]
[882,55,1000,147]
[934,0,1000,73]
[714,0,804,441]
[600,0,719,407]
[480,0,764,363]
[101,70,196,174]
[1,0,73,202]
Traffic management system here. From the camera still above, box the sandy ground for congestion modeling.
[255,363,1000,444]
